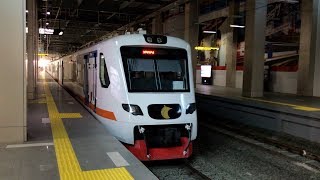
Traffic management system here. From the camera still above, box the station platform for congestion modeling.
[0,72,157,180]
[196,84,320,144]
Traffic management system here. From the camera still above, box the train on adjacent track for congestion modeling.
[47,34,197,161]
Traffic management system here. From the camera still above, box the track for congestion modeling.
[145,159,212,180]
[147,115,320,179]
[199,116,320,171]
[182,160,212,180]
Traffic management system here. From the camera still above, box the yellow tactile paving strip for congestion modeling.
[243,97,320,112]
[44,83,134,180]
[50,113,83,119]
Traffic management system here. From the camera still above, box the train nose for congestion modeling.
[147,104,182,120]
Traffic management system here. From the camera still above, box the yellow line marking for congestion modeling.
[44,83,134,180]
[243,97,320,112]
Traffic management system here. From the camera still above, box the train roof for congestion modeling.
[54,34,189,61]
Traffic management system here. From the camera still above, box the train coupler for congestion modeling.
[183,123,192,156]
[138,126,151,159]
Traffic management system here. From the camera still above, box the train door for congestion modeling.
[88,52,97,109]
[57,62,60,82]
[83,55,89,105]
[72,62,77,82]
[83,51,97,108]
[61,61,64,84]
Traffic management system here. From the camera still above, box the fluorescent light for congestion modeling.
[195,46,220,51]
[230,24,245,28]
[203,30,217,34]
[38,53,49,56]
[59,31,63,36]
[46,11,50,15]
[280,0,299,3]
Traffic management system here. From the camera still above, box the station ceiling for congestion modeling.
[37,0,177,55]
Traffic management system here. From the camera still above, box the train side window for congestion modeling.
[100,53,110,88]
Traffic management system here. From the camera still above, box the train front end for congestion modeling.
[119,35,197,161]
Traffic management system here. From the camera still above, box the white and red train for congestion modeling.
[47,34,197,161]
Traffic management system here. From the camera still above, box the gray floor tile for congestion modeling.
[0,74,156,180]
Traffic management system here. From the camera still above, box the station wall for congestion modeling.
[196,69,298,94]
[163,3,304,94]
[163,14,185,40]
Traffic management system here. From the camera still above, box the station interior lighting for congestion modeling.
[26,10,29,13]
[280,0,299,3]
[58,30,64,36]
[38,58,50,68]
[195,46,220,51]
[46,11,50,15]
[203,30,217,34]
[230,24,245,28]
[46,22,49,25]
[38,53,49,56]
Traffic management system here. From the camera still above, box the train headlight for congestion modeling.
[143,35,167,44]
[186,103,196,114]
[122,104,143,116]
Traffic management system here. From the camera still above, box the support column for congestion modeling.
[297,0,320,97]
[185,0,199,84]
[0,0,26,143]
[242,0,267,97]
[35,1,39,82]
[27,0,36,99]
[226,0,240,88]
[152,14,163,34]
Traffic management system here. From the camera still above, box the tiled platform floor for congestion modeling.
[0,72,157,180]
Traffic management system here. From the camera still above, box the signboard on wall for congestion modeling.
[201,65,212,78]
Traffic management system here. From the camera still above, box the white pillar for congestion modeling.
[297,0,320,97]
[0,0,26,143]
[27,0,36,99]
[242,0,267,97]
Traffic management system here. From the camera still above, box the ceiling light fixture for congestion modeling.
[230,24,245,28]
[46,11,50,15]
[195,46,220,51]
[203,30,217,34]
[280,0,299,3]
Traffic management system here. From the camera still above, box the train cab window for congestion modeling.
[99,53,110,88]
[121,46,190,92]
[128,59,157,91]
[156,59,187,91]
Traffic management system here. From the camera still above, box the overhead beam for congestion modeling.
[97,0,105,6]
[107,12,117,20]
[77,0,84,7]
[135,0,169,4]
[80,0,183,48]
[120,0,135,10]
